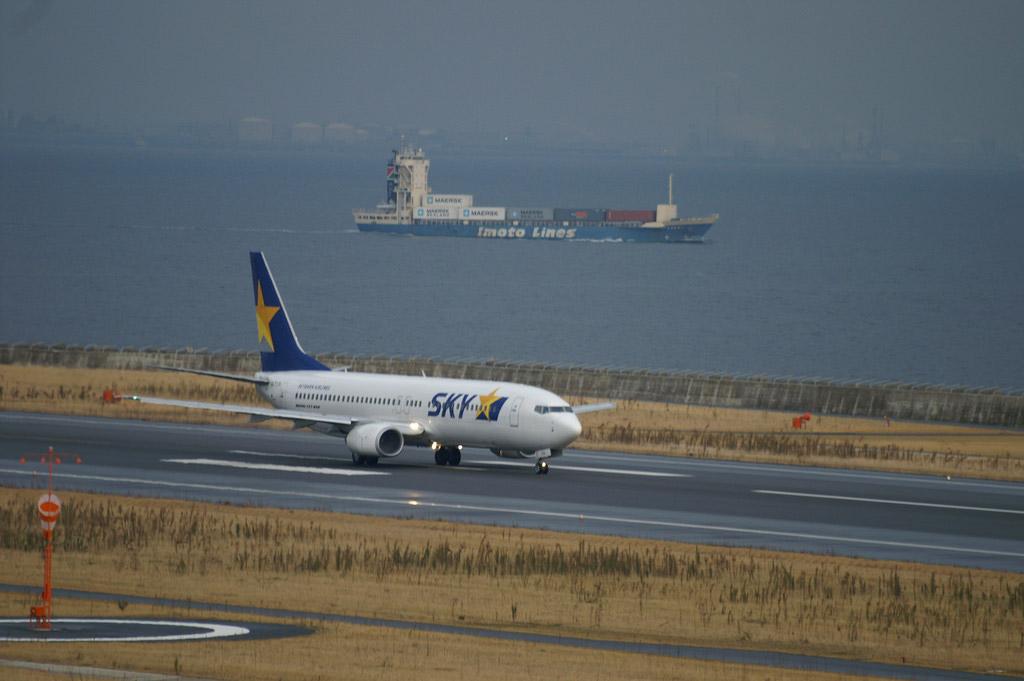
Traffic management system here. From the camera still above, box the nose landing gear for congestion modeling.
[534,459,549,475]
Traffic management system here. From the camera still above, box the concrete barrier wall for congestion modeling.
[2,344,1021,427]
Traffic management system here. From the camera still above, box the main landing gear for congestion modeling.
[534,459,550,475]
[351,452,379,467]
[433,445,462,466]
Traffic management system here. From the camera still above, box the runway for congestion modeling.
[1,411,1022,572]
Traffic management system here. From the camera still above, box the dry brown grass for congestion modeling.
[3,364,1023,481]
[575,398,1024,480]
[0,597,857,681]
[0,487,1020,677]
[0,365,265,429]
[0,665,73,681]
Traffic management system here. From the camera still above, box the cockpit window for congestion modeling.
[534,405,574,414]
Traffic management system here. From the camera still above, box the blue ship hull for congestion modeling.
[357,220,713,242]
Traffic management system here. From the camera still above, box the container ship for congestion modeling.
[353,146,718,242]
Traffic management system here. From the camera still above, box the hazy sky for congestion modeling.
[3,0,1023,149]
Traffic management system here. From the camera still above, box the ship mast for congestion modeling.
[656,172,678,224]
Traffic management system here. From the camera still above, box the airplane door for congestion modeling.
[509,396,524,427]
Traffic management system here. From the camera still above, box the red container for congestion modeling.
[605,209,656,222]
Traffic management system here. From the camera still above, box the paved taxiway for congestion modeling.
[1,412,1022,572]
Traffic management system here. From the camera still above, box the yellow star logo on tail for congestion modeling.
[255,282,280,351]
[477,389,500,421]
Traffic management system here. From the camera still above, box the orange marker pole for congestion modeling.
[28,447,65,631]
[38,530,53,629]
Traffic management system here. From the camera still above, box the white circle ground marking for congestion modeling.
[0,618,250,642]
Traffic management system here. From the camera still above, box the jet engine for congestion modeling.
[347,423,404,457]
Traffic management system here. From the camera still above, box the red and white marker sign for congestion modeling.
[37,493,61,531]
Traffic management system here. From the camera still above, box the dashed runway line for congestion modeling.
[752,489,1024,515]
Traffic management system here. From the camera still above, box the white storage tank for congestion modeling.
[325,122,358,143]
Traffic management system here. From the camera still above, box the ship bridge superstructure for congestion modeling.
[353,144,433,225]
[389,145,431,217]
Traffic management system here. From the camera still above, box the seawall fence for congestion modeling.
[2,344,1021,428]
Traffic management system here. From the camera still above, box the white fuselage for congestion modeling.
[255,370,582,454]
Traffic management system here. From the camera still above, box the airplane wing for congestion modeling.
[123,395,352,427]
[572,402,616,414]
[122,395,425,437]
[155,366,270,385]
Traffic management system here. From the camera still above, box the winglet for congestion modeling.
[250,252,329,372]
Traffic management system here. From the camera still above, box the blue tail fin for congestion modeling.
[250,251,329,372]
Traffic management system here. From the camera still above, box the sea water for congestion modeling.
[1,146,1021,389]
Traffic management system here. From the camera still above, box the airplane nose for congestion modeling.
[556,414,582,444]
[570,415,582,439]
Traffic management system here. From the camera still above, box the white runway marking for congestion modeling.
[481,461,689,477]
[570,450,1024,492]
[0,618,249,642]
[753,489,1024,515]
[229,449,343,463]
[162,458,389,477]
[1,467,1020,561]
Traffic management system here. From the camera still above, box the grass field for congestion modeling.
[0,488,1021,679]
[1,364,1022,480]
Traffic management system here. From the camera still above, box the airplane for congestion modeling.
[124,252,613,474]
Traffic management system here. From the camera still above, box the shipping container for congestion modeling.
[605,209,656,222]
[507,207,554,221]
[462,206,506,221]
[553,208,606,222]
[426,194,473,207]
[415,206,460,220]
